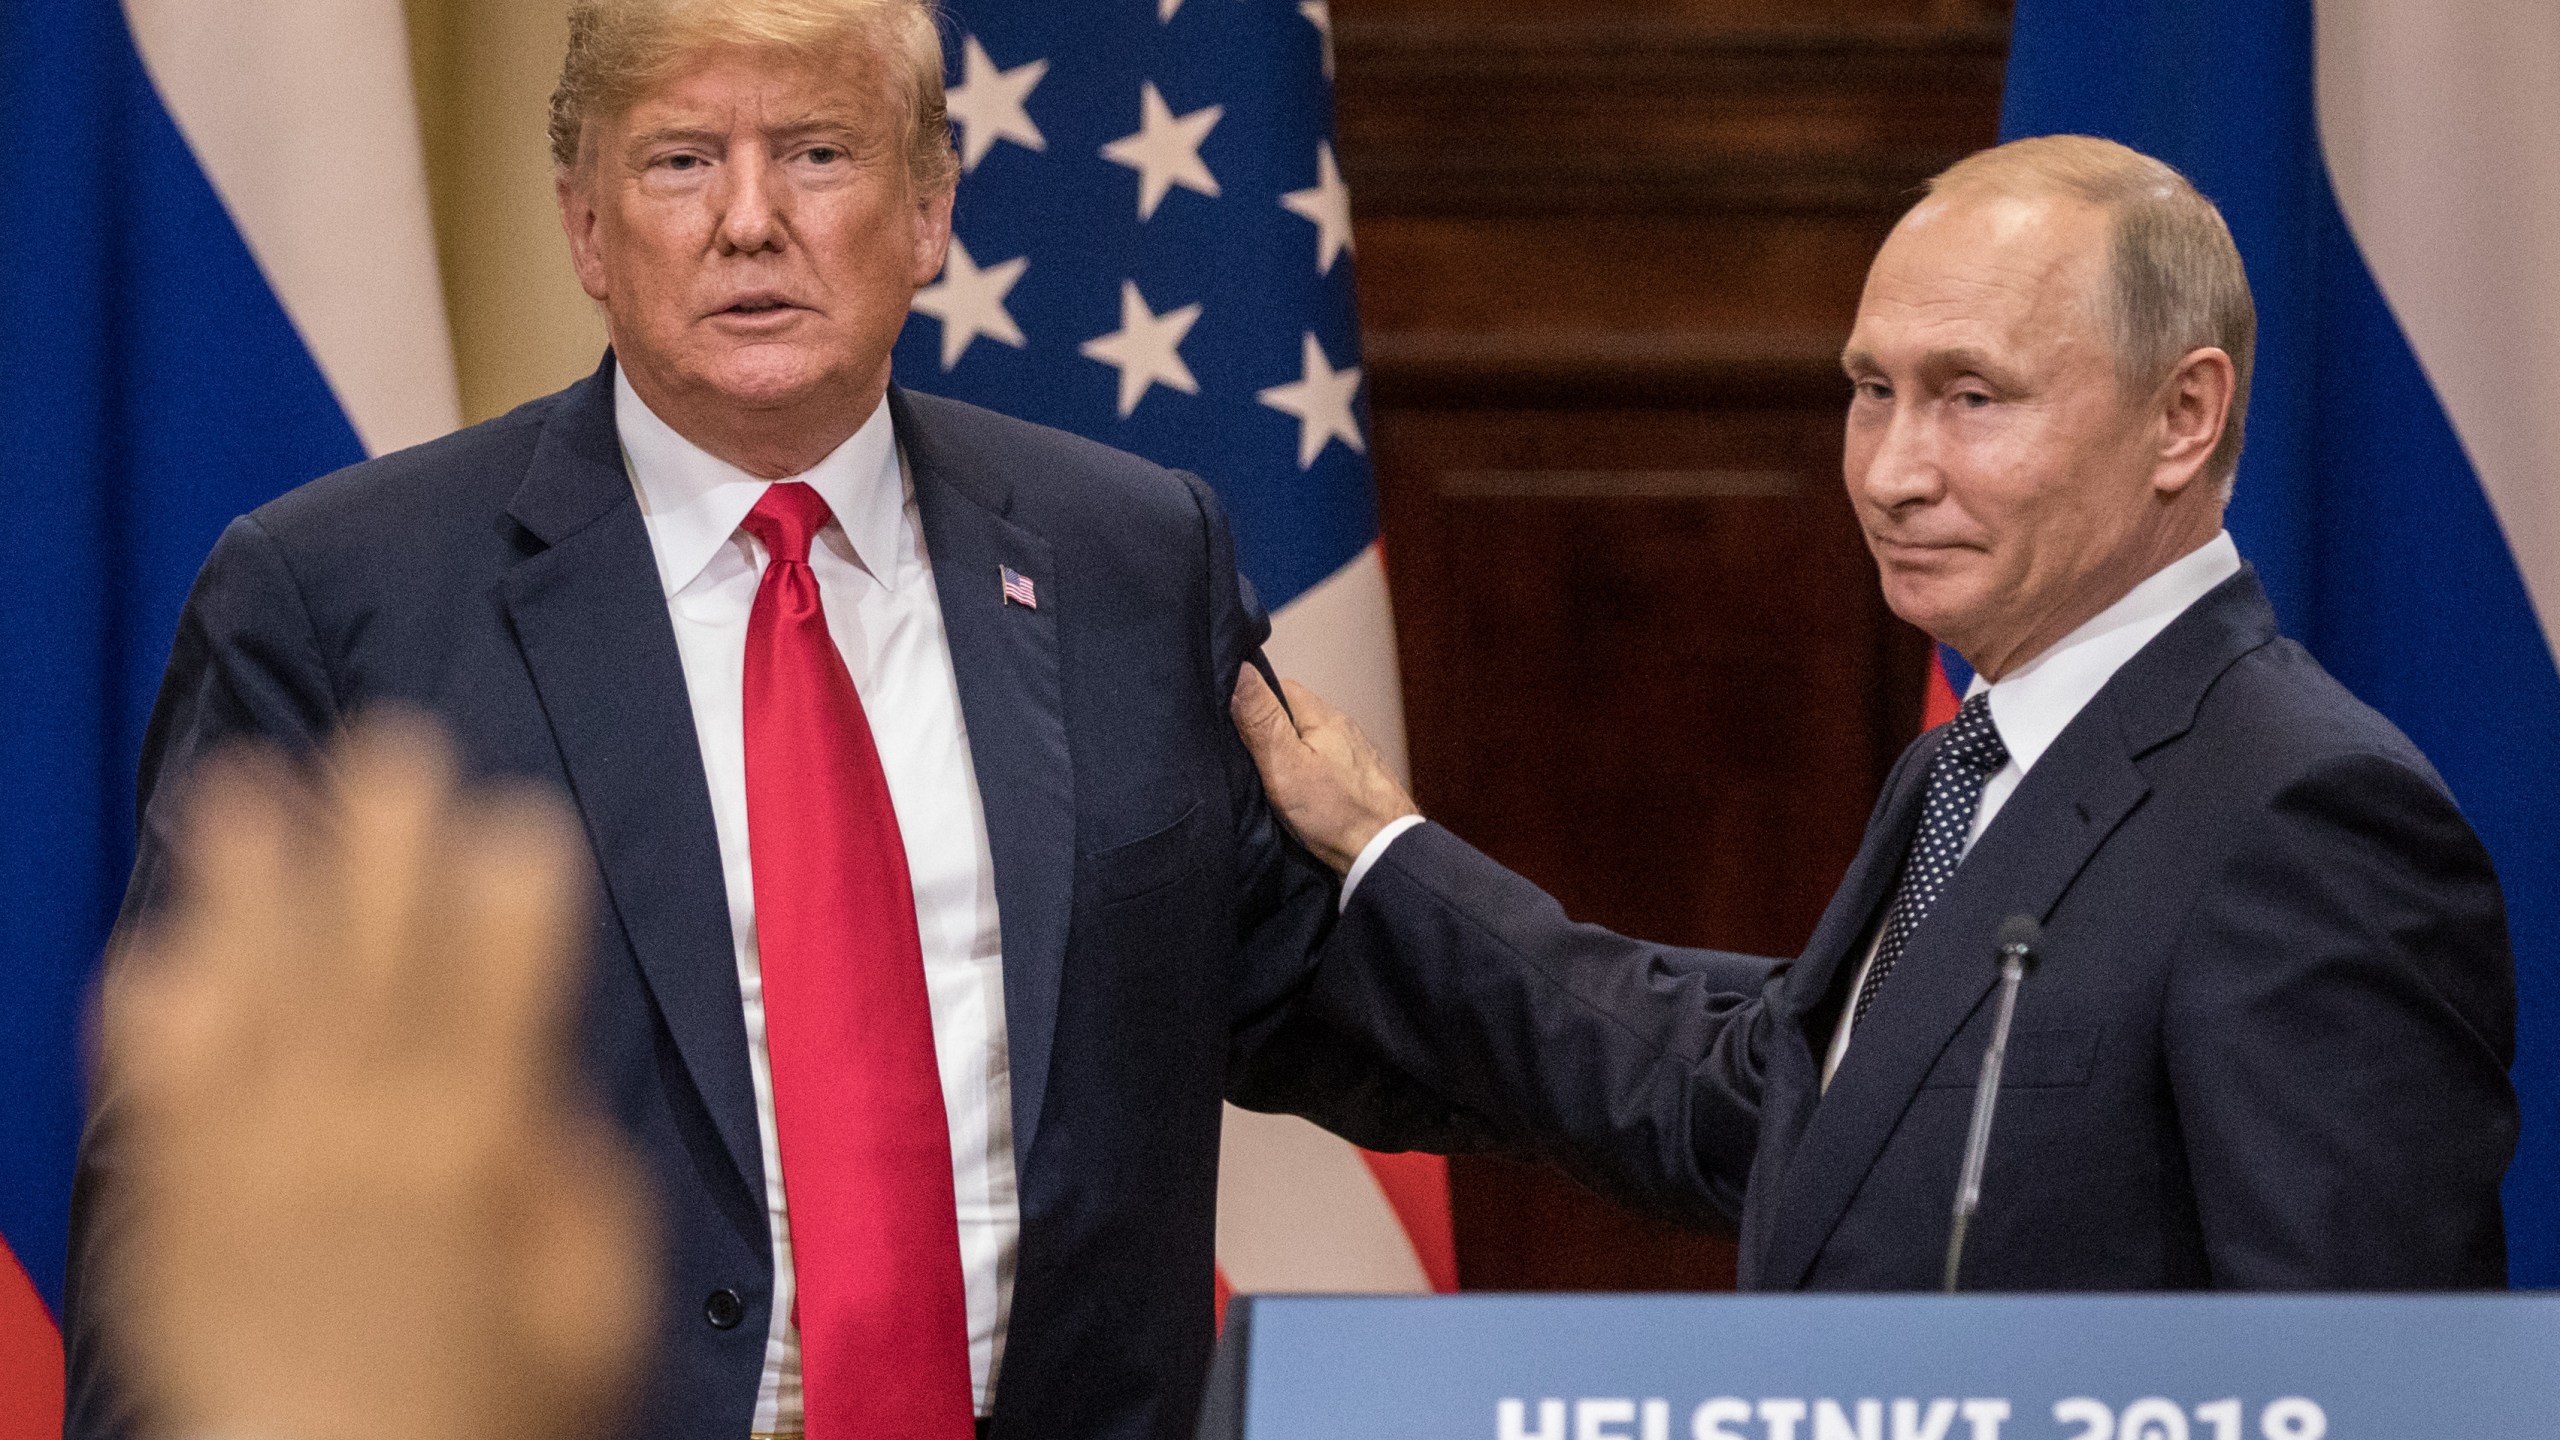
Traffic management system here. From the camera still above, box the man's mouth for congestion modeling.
[717,295,799,317]
[1873,536,1976,562]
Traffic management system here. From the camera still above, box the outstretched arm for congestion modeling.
[1227,666,1782,1224]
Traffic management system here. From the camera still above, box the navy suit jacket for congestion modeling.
[1297,568,2518,1288]
[62,358,1446,1440]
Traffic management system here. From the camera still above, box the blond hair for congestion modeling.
[1927,134,2257,492]
[549,0,958,194]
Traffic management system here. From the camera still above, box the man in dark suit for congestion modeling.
[1230,134,2518,1289]
[63,4,1444,1440]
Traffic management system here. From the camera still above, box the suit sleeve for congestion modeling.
[1164,475,1504,1153]
[1295,822,1784,1225]
[2166,750,2518,1288]
[63,512,341,1440]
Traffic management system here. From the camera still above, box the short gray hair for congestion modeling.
[1927,134,2256,493]
[549,0,958,195]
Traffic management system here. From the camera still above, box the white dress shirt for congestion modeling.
[1818,530,2243,1085]
[618,371,1021,1432]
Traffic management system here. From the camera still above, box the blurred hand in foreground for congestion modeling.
[96,718,655,1440]
[1230,667,1421,875]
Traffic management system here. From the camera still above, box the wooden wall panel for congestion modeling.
[1332,0,2008,1291]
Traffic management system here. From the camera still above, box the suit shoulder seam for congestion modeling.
[234,511,343,715]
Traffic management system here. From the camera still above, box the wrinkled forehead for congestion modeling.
[604,36,901,146]
[1850,189,2114,361]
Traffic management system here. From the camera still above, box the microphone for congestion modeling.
[1942,915,2042,1292]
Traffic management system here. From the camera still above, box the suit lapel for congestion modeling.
[500,358,764,1198]
[1737,738,1935,1284]
[1753,566,2282,1289]
[1757,727,2148,1288]
[892,389,1074,1180]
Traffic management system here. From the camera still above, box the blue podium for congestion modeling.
[1198,1293,2560,1439]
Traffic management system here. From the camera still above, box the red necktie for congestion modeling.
[740,483,974,1440]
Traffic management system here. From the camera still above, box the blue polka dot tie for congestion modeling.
[1854,690,2011,1025]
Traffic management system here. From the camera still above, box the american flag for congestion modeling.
[896,0,1454,1305]
[999,563,1038,609]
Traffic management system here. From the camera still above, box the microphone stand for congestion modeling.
[1943,916,2041,1293]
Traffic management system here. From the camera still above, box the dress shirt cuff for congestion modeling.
[1339,815,1428,912]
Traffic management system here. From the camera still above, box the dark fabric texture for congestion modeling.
[1855,689,2009,1025]
[1301,568,2519,1291]
[60,356,1470,1440]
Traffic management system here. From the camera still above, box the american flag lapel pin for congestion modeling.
[1000,564,1038,610]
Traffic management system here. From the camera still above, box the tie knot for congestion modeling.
[742,482,836,566]
[1944,690,2010,776]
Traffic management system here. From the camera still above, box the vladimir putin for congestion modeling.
[1232,134,2518,1289]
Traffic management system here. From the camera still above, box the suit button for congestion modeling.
[704,1288,745,1330]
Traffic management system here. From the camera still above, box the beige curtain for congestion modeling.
[405,0,607,425]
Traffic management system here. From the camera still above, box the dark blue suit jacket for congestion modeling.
[1299,568,2518,1288]
[62,358,1442,1440]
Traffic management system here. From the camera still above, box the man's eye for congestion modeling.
[1952,390,1993,408]
[661,154,703,171]
[1855,381,1892,403]
[804,146,844,164]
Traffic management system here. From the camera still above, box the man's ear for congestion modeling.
[2151,345,2235,497]
[910,181,955,289]
[557,168,612,304]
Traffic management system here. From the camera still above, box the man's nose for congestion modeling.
[714,147,786,254]
[1853,400,1946,511]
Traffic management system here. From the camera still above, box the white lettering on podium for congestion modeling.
[1814,1399,1881,1440]
[1579,1399,1637,1440]
[1693,1398,1752,1440]
[1501,1395,2301,1440]
[1757,1398,1808,1440]
[1500,1399,1565,1440]
[2117,1397,2189,1440]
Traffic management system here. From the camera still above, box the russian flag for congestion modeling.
[1997,0,2560,1280]
[0,0,456,1428]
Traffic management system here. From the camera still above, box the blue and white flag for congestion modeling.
[895,1,1451,1302]
[2002,0,2560,1282]
[0,0,456,1423]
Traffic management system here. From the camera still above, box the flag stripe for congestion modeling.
[1264,544,1409,783]
[1354,1149,1459,1293]
[1214,1106,1432,1294]
[122,0,459,454]
[0,1249,61,1440]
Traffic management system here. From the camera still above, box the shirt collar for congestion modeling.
[615,366,905,599]
[1966,530,2242,776]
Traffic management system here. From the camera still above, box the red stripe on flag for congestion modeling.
[1922,650,1962,729]
[0,1243,63,1440]
[1354,1149,1458,1292]
[1212,1266,1234,1330]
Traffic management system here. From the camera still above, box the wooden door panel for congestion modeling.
[1334,0,2007,1291]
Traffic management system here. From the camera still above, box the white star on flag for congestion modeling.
[1299,1,1336,79]
[1101,82,1223,221]
[1258,332,1364,468]
[910,238,1028,370]
[1160,0,1184,19]
[945,36,1046,172]
[1080,280,1204,417]
[1282,141,1354,275]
